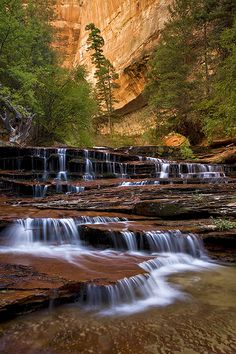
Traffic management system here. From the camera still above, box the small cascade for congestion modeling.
[79,250,214,315]
[66,185,85,194]
[146,156,162,176]
[121,231,138,251]
[33,184,48,198]
[57,148,67,181]
[144,156,226,180]
[75,216,127,224]
[119,162,127,178]
[160,163,170,178]
[143,231,204,257]
[8,218,80,245]
[83,149,95,180]
[113,230,205,257]
[182,163,226,180]
[3,216,128,247]
[1,215,216,315]
[36,148,48,180]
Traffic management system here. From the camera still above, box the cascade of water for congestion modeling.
[33,184,48,198]
[113,230,205,257]
[121,231,138,251]
[143,231,205,257]
[181,163,226,179]
[146,157,162,177]
[119,162,127,178]
[160,163,170,178]
[8,218,80,245]
[75,216,127,225]
[66,185,85,194]
[1,215,216,315]
[3,216,128,247]
[83,149,95,180]
[79,251,214,315]
[57,148,67,181]
[35,148,48,180]
[146,157,165,163]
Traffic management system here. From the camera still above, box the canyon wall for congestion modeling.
[54,0,171,110]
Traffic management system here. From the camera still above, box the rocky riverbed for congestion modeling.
[0,146,235,321]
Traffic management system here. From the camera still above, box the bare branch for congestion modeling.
[0,95,34,145]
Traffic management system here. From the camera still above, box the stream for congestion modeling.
[0,265,235,354]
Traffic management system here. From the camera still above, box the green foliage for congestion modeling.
[85,23,119,134]
[210,217,236,231]
[0,0,55,113]
[146,0,236,144]
[180,145,195,160]
[35,66,97,145]
[0,1,96,146]
[202,20,236,139]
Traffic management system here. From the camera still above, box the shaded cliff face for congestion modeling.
[54,0,171,109]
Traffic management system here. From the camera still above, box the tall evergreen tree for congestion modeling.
[85,23,119,134]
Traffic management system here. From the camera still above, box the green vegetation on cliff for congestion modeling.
[146,0,236,144]
[0,0,96,145]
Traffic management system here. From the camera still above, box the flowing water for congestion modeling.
[0,217,223,318]
[0,148,234,353]
[0,265,235,354]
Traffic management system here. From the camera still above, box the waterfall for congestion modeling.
[121,231,138,251]
[66,185,85,194]
[2,216,128,247]
[114,230,205,257]
[57,148,67,181]
[7,218,80,245]
[181,163,226,179]
[160,163,170,178]
[83,149,95,180]
[76,228,213,315]
[35,148,48,180]
[1,216,216,315]
[79,251,214,315]
[33,184,48,198]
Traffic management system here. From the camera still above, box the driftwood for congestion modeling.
[0,95,34,145]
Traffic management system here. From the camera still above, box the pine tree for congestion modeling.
[85,23,119,134]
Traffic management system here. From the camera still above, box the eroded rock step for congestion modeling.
[13,182,236,219]
[2,176,234,199]
[0,146,235,320]
[0,214,214,319]
[0,252,150,321]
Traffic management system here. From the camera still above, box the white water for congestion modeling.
[0,217,217,316]
[81,253,215,316]
[57,148,67,182]
[66,185,85,194]
[145,155,226,180]
[83,149,95,180]
[33,184,48,198]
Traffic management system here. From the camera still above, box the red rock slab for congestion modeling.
[0,252,148,286]
[0,251,152,319]
[0,197,148,223]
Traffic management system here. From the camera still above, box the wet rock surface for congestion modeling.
[0,146,235,319]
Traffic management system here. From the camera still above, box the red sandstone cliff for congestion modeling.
[54,0,171,110]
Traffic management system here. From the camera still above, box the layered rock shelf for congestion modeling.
[0,146,235,320]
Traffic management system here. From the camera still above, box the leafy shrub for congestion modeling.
[210,217,236,231]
